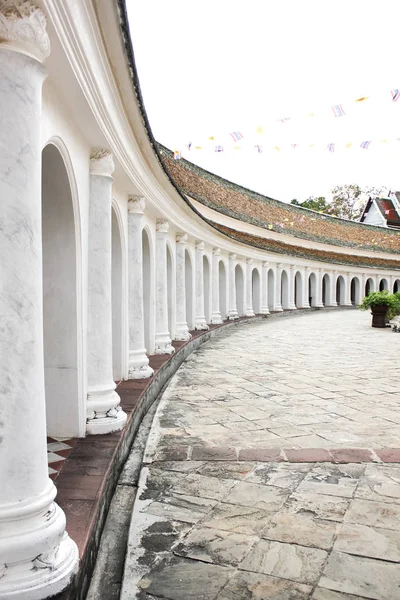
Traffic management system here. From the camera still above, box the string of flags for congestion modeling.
[172,88,400,159]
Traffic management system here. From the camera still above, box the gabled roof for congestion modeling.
[376,198,400,227]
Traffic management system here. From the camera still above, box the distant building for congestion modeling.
[360,193,400,228]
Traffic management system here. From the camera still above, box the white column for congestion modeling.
[0,5,78,598]
[376,274,381,292]
[194,241,209,329]
[288,265,297,309]
[127,196,154,378]
[211,248,223,324]
[303,267,311,308]
[315,268,325,308]
[275,264,283,311]
[245,259,255,316]
[331,271,338,306]
[155,219,175,353]
[228,253,239,319]
[86,150,127,435]
[175,233,192,340]
[260,261,270,314]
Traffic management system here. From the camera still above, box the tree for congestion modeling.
[290,196,330,213]
[329,184,387,221]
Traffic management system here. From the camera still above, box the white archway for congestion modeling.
[268,268,275,311]
[281,269,290,309]
[322,273,331,306]
[379,278,389,291]
[308,272,318,307]
[185,248,194,330]
[394,279,400,293]
[351,276,361,305]
[365,277,375,296]
[42,143,81,437]
[219,260,228,320]
[252,268,261,314]
[203,254,211,323]
[336,275,346,305]
[235,264,245,316]
[295,271,303,308]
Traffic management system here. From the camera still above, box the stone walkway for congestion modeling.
[121,310,400,600]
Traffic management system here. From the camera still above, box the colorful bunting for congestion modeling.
[214,145,224,152]
[173,150,181,160]
[391,89,400,102]
[255,145,263,153]
[360,140,371,149]
[327,143,335,152]
[331,104,345,117]
[229,131,243,141]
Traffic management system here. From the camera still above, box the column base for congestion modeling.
[315,303,325,308]
[245,309,255,317]
[260,307,270,315]
[175,323,192,341]
[228,309,239,320]
[288,303,297,310]
[155,333,175,354]
[0,484,79,600]
[210,311,223,324]
[128,349,154,379]
[87,384,127,435]
[195,317,209,330]
[274,304,283,312]
[300,304,311,309]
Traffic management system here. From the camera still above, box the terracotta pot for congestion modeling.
[370,304,389,328]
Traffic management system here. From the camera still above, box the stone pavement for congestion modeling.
[121,310,400,600]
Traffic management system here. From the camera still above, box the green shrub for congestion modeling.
[358,290,400,320]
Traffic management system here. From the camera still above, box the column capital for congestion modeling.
[176,232,188,244]
[276,262,283,269]
[90,148,114,177]
[128,195,146,214]
[262,260,269,267]
[229,252,236,261]
[0,1,50,63]
[305,266,311,272]
[156,218,169,233]
[290,264,296,271]
[213,247,221,256]
[246,258,254,265]
[195,240,205,251]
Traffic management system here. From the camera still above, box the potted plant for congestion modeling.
[358,290,400,328]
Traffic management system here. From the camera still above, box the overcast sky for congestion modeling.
[127,0,400,202]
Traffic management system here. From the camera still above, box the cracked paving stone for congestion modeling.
[239,539,327,584]
[171,473,236,501]
[319,551,400,600]
[227,481,289,511]
[174,527,257,566]
[285,491,350,522]
[355,465,400,504]
[137,556,234,600]
[246,463,310,490]
[296,464,363,498]
[312,589,370,600]
[262,512,339,550]
[201,503,272,536]
[195,461,255,480]
[344,498,400,531]
[142,494,217,524]
[334,522,400,562]
[216,571,312,600]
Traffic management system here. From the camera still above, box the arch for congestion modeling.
[42,142,82,437]
[142,227,154,354]
[203,254,211,323]
[393,279,400,293]
[112,205,123,381]
[322,273,331,306]
[350,276,361,306]
[336,275,346,305]
[268,268,275,311]
[308,272,318,307]
[166,242,175,338]
[252,268,261,314]
[185,249,194,330]
[281,269,290,309]
[219,260,228,320]
[295,271,303,308]
[235,263,245,316]
[365,277,375,296]
[379,278,389,291]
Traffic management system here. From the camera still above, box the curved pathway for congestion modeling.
[122,310,400,600]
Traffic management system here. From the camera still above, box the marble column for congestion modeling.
[288,265,297,310]
[175,233,191,340]
[0,4,78,598]
[194,241,209,329]
[245,259,255,316]
[344,272,353,306]
[275,264,283,311]
[260,261,270,314]
[87,150,127,434]
[315,269,325,308]
[331,271,338,306]
[211,247,223,324]
[376,274,381,292]
[303,267,311,308]
[228,253,239,319]
[127,196,154,378]
[155,219,175,353]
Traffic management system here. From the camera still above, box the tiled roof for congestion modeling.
[159,146,400,255]
[375,198,400,226]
